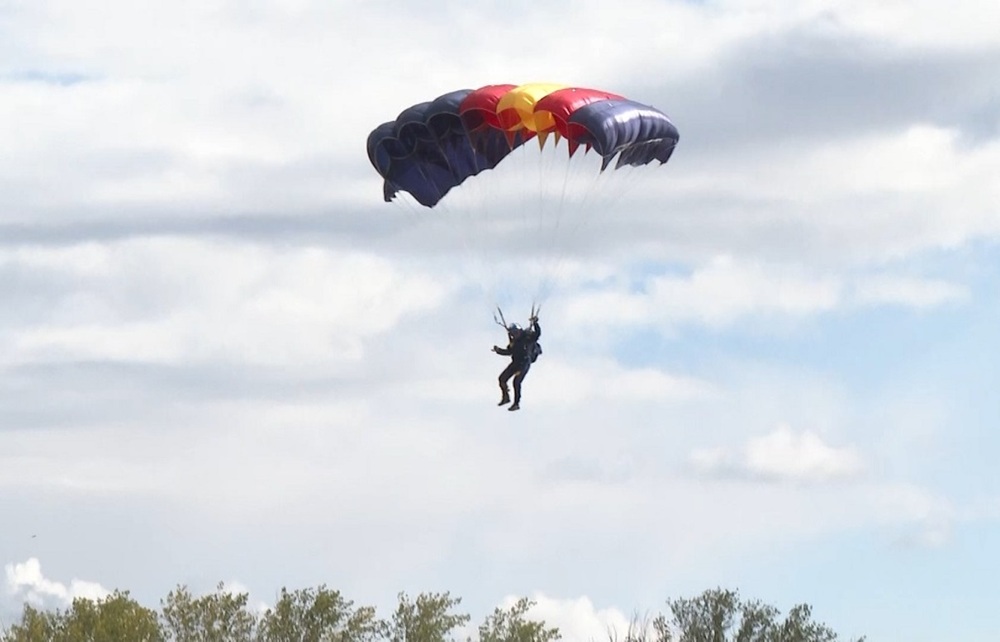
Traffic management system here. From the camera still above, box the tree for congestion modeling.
[2,591,163,642]
[61,591,164,642]
[652,589,864,642]
[2,584,863,642]
[772,604,839,642]
[477,598,560,642]
[383,592,470,642]
[1,604,60,642]
[257,585,381,642]
[160,583,256,642]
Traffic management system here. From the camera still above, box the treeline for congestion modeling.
[1,585,864,642]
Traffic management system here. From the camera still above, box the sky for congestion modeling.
[1,0,999,640]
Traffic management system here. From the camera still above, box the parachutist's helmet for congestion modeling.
[508,324,521,338]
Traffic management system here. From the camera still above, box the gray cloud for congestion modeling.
[634,28,1000,155]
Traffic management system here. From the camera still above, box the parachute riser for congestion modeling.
[493,306,510,330]
[494,304,539,331]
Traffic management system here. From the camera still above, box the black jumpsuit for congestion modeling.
[495,319,540,408]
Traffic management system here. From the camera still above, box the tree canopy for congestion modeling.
[1,585,863,642]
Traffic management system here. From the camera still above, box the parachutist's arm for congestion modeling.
[530,319,540,339]
[493,345,512,355]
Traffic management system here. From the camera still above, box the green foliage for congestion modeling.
[2,591,162,642]
[656,589,865,642]
[773,604,838,642]
[1,604,60,642]
[2,584,862,642]
[62,591,164,642]
[161,583,256,642]
[384,592,470,642]
[732,599,780,642]
[477,598,560,642]
[257,585,381,642]
[668,588,740,642]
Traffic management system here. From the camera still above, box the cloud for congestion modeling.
[0,238,450,368]
[870,483,968,549]
[214,580,272,615]
[893,521,952,549]
[561,256,970,333]
[562,257,839,330]
[4,558,109,610]
[691,424,866,484]
[851,274,970,308]
[813,0,1000,50]
[526,358,716,406]
[511,594,637,642]
[2,565,265,622]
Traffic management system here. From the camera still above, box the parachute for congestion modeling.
[367,83,679,207]
[366,82,679,309]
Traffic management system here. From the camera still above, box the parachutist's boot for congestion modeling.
[508,402,520,411]
[498,388,510,406]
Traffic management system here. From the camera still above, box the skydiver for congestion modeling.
[492,310,542,411]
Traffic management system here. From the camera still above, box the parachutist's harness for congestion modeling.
[494,305,542,364]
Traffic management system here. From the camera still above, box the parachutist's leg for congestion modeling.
[498,362,517,405]
[509,361,530,411]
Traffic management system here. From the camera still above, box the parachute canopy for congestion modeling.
[367,82,679,208]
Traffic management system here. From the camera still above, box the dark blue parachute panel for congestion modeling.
[366,90,521,207]
[565,99,679,170]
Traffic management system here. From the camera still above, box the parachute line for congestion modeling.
[367,82,679,316]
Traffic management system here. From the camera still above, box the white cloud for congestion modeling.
[851,274,969,308]
[216,580,271,615]
[4,558,109,609]
[511,594,637,642]
[527,358,715,406]
[688,124,1000,260]
[0,238,450,367]
[691,424,866,483]
[564,256,841,330]
[561,256,970,333]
